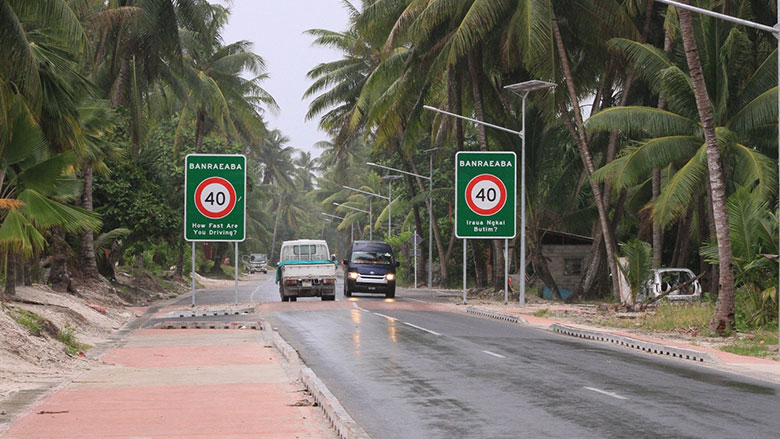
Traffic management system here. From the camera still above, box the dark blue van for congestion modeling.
[343,241,399,298]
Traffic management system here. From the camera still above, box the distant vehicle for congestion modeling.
[638,268,702,302]
[343,241,399,299]
[242,253,267,274]
[276,240,337,302]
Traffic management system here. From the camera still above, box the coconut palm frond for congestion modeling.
[653,146,708,228]
[585,106,697,138]
[17,189,101,233]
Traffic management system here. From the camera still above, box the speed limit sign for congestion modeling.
[465,174,507,216]
[455,151,516,239]
[185,154,245,241]
[194,177,237,219]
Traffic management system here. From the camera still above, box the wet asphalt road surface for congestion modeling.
[157,274,780,438]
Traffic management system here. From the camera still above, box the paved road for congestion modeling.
[176,274,780,439]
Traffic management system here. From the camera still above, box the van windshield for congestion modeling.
[351,251,393,265]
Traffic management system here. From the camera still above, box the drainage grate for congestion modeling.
[159,308,254,319]
[151,320,259,330]
[551,324,712,363]
[466,306,526,324]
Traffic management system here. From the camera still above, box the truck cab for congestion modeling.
[343,241,399,299]
[241,253,267,274]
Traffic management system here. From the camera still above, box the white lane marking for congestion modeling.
[373,312,398,322]
[249,283,264,301]
[584,387,627,400]
[403,322,441,336]
[482,350,506,359]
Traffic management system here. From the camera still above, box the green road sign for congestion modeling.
[455,151,516,239]
[184,154,246,242]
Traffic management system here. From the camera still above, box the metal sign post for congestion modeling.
[455,151,517,302]
[410,233,423,289]
[184,154,246,306]
[463,239,467,304]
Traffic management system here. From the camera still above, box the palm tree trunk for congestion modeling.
[677,2,735,333]
[4,250,16,297]
[552,12,622,302]
[48,226,72,293]
[270,194,282,264]
[653,25,673,269]
[195,110,206,153]
[174,240,185,279]
[80,163,99,278]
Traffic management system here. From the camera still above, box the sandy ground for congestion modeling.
[0,284,141,401]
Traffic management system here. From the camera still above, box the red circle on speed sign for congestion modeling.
[194,177,237,219]
[465,174,507,216]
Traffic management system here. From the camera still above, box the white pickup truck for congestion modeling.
[276,239,337,302]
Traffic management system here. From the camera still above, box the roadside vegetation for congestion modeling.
[0,1,777,346]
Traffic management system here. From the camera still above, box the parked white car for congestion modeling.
[638,268,702,302]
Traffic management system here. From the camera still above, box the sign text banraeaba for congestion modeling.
[455,151,517,239]
[184,154,246,242]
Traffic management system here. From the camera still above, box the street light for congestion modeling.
[654,0,780,354]
[425,95,556,305]
[367,161,436,288]
[504,80,557,307]
[322,212,352,242]
[334,202,371,240]
[343,185,389,240]
[382,175,402,238]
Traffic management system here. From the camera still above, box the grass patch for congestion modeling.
[640,303,714,331]
[57,326,92,355]
[11,309,44,336]
[533,308,551,318]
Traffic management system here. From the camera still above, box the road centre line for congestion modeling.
[403,322,441,336]
[373,312,398,322]
[584,387,627,400]
[482,350,506,359]
[250,283,264,301]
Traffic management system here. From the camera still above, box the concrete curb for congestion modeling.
[300,368,371,439]
[551,324,713,363]
[263,322,370,439]
[466,306,527,324]
[465,305,712,364]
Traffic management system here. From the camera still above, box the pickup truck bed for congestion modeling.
[277,261,337,301]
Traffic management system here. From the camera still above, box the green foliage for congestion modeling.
[93,159,179,258]
[616,239,652,303]
[57,325,90,355]
[11,309,44,336]
[701,188,778,329]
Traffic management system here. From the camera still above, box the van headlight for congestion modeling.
[385,273,395,281]
[349,272,359,280]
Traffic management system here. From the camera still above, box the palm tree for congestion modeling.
[172,3,276,153]
[676,1,735,333]
[0,95,100,296]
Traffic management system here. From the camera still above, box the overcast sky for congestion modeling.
[218,1,351,157]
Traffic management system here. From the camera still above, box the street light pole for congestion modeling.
[655,0,780,355]
[344,185,389,240]
[504,80,557,306]
[423,147,441,289]
[333,202,369,241]
[367,162,434,287]
[382,175,402,238]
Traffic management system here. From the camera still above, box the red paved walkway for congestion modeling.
[2,329,336,439]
